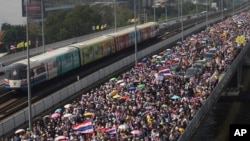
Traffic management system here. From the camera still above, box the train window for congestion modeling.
[65,55,71,64]
[20,70,26,79]
[31,70,34,77]
[36,66,45,74]
[5,70,11,79]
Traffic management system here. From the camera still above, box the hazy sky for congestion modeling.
[0,0,26,28]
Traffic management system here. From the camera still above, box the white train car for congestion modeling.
[4,47,80,91]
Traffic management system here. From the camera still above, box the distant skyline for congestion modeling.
[0,0,26,29]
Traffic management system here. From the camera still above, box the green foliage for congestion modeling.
[45,11,68,43]
[1,2,208,48]
[0,23,26,52]
[1,24,26,44]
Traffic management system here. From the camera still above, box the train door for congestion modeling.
[46,58,58,79]
[30,63,46,85]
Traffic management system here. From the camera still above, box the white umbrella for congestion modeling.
[63,113,73,118]
[15,129,25,134]
[120,82,126,87]
[118,124,128,130]
[116,79,124,84]
[64,104,72,109]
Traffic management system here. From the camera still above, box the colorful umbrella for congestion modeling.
[128,86,136,90]
[64,104,72,109]
[63,113,73,118]
[83,112,93,116]
[55,108,62,113]
[116,79,124,84]
[113,95,121,99]
[51,113,61,118]
[137,84,145,89]
[131,130,141,135]
[15,129,25,134]
[111,90,118,96]
[110,77,117,81]
[171,95,180,100]
[120,82,126,86]
[118,124,128,130]
[142,57,147,62]
[121,95,130,100]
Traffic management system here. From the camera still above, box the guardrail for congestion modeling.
[0,17,222,137]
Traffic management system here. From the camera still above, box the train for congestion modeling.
[4,22,160,91]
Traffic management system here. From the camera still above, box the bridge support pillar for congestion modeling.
[237,61,242,90]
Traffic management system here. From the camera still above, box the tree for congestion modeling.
[45,11,68,43]
[0,24,26,52]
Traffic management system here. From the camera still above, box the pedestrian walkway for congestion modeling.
[8,11,250,141]
[0,52,8,58]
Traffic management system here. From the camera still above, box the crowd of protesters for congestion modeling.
[11,11,250,141]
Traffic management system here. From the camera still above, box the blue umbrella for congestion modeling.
[55,108,62,113]
[128,86,136,90]
[142,57,147,62]
[171,95,180,100]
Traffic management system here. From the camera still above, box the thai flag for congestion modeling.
[105,127,116,135]
[10,45,16,50]
[72,120,94,134]
[158,68,172,77]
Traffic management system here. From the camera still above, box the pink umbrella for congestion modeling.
[131,130,141,135]
[51,113,61,119]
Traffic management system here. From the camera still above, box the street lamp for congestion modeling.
[206,0,208,28]
[233,0,234,15]
[153,6,156,22]
[26,0,32,133]
[165,4,168,24]
[114,0,117,32]
[134,0,137,65]
[221,0,223,21]
[41,0,45,53]
[181,0,183,41]
[196,0,198,14]
[144,9,146,23]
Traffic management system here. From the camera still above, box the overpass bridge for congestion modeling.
[0,2,250,138]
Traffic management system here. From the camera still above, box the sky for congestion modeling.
[0,0,26,29]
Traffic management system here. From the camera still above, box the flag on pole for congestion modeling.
[96,25,99,30]
[17,41,25,48]
[10,44,16,50]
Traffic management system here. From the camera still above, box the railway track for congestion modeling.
[0,6,245,128]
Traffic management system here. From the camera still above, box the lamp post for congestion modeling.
[181,0,183,42]
[144,8,146,23]
[221,0,223,21]
[134,0,137,65]
[196,0,198,14]
[114,0,117,32]
[153,6,156,22]
[41,0,45,53]
[26,0,32,132]
[233,0,234,15]
[206,0,208,28]
[165,4,168,24]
